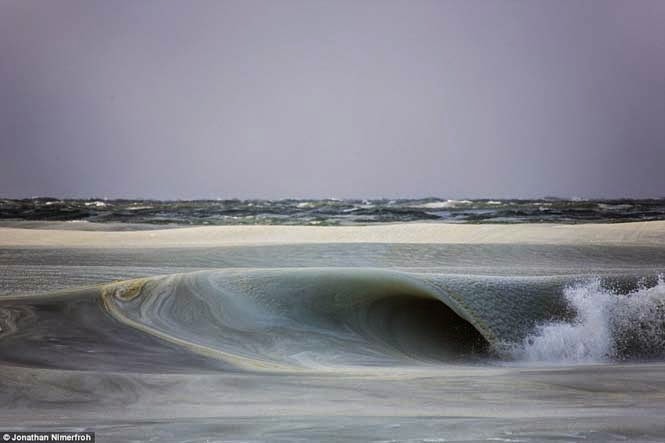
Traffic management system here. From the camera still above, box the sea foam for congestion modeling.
[511,276,665,363]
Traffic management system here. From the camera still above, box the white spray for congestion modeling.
[511,276,665,363]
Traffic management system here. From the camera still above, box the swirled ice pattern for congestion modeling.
[100,269,492,371]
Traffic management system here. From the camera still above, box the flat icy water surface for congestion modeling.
[3,243,665,295]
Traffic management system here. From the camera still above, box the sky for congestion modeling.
[1,0,664,199]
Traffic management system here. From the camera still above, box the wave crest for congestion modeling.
[101,269,491,371]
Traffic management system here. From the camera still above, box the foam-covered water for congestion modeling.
[512,276,665,363]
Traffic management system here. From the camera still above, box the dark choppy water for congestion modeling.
[2,197,665,225]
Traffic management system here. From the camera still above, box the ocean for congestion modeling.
[1,208,665,442]
[3,197,665,225]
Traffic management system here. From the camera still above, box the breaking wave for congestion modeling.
[3,269,665,373]
[100,269,493,371]
[511,276,665,363]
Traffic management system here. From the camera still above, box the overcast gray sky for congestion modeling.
[1,0,664,199]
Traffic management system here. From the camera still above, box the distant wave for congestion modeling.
[412,199,472,209]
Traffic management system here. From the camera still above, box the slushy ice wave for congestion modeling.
[4,268,663,373]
